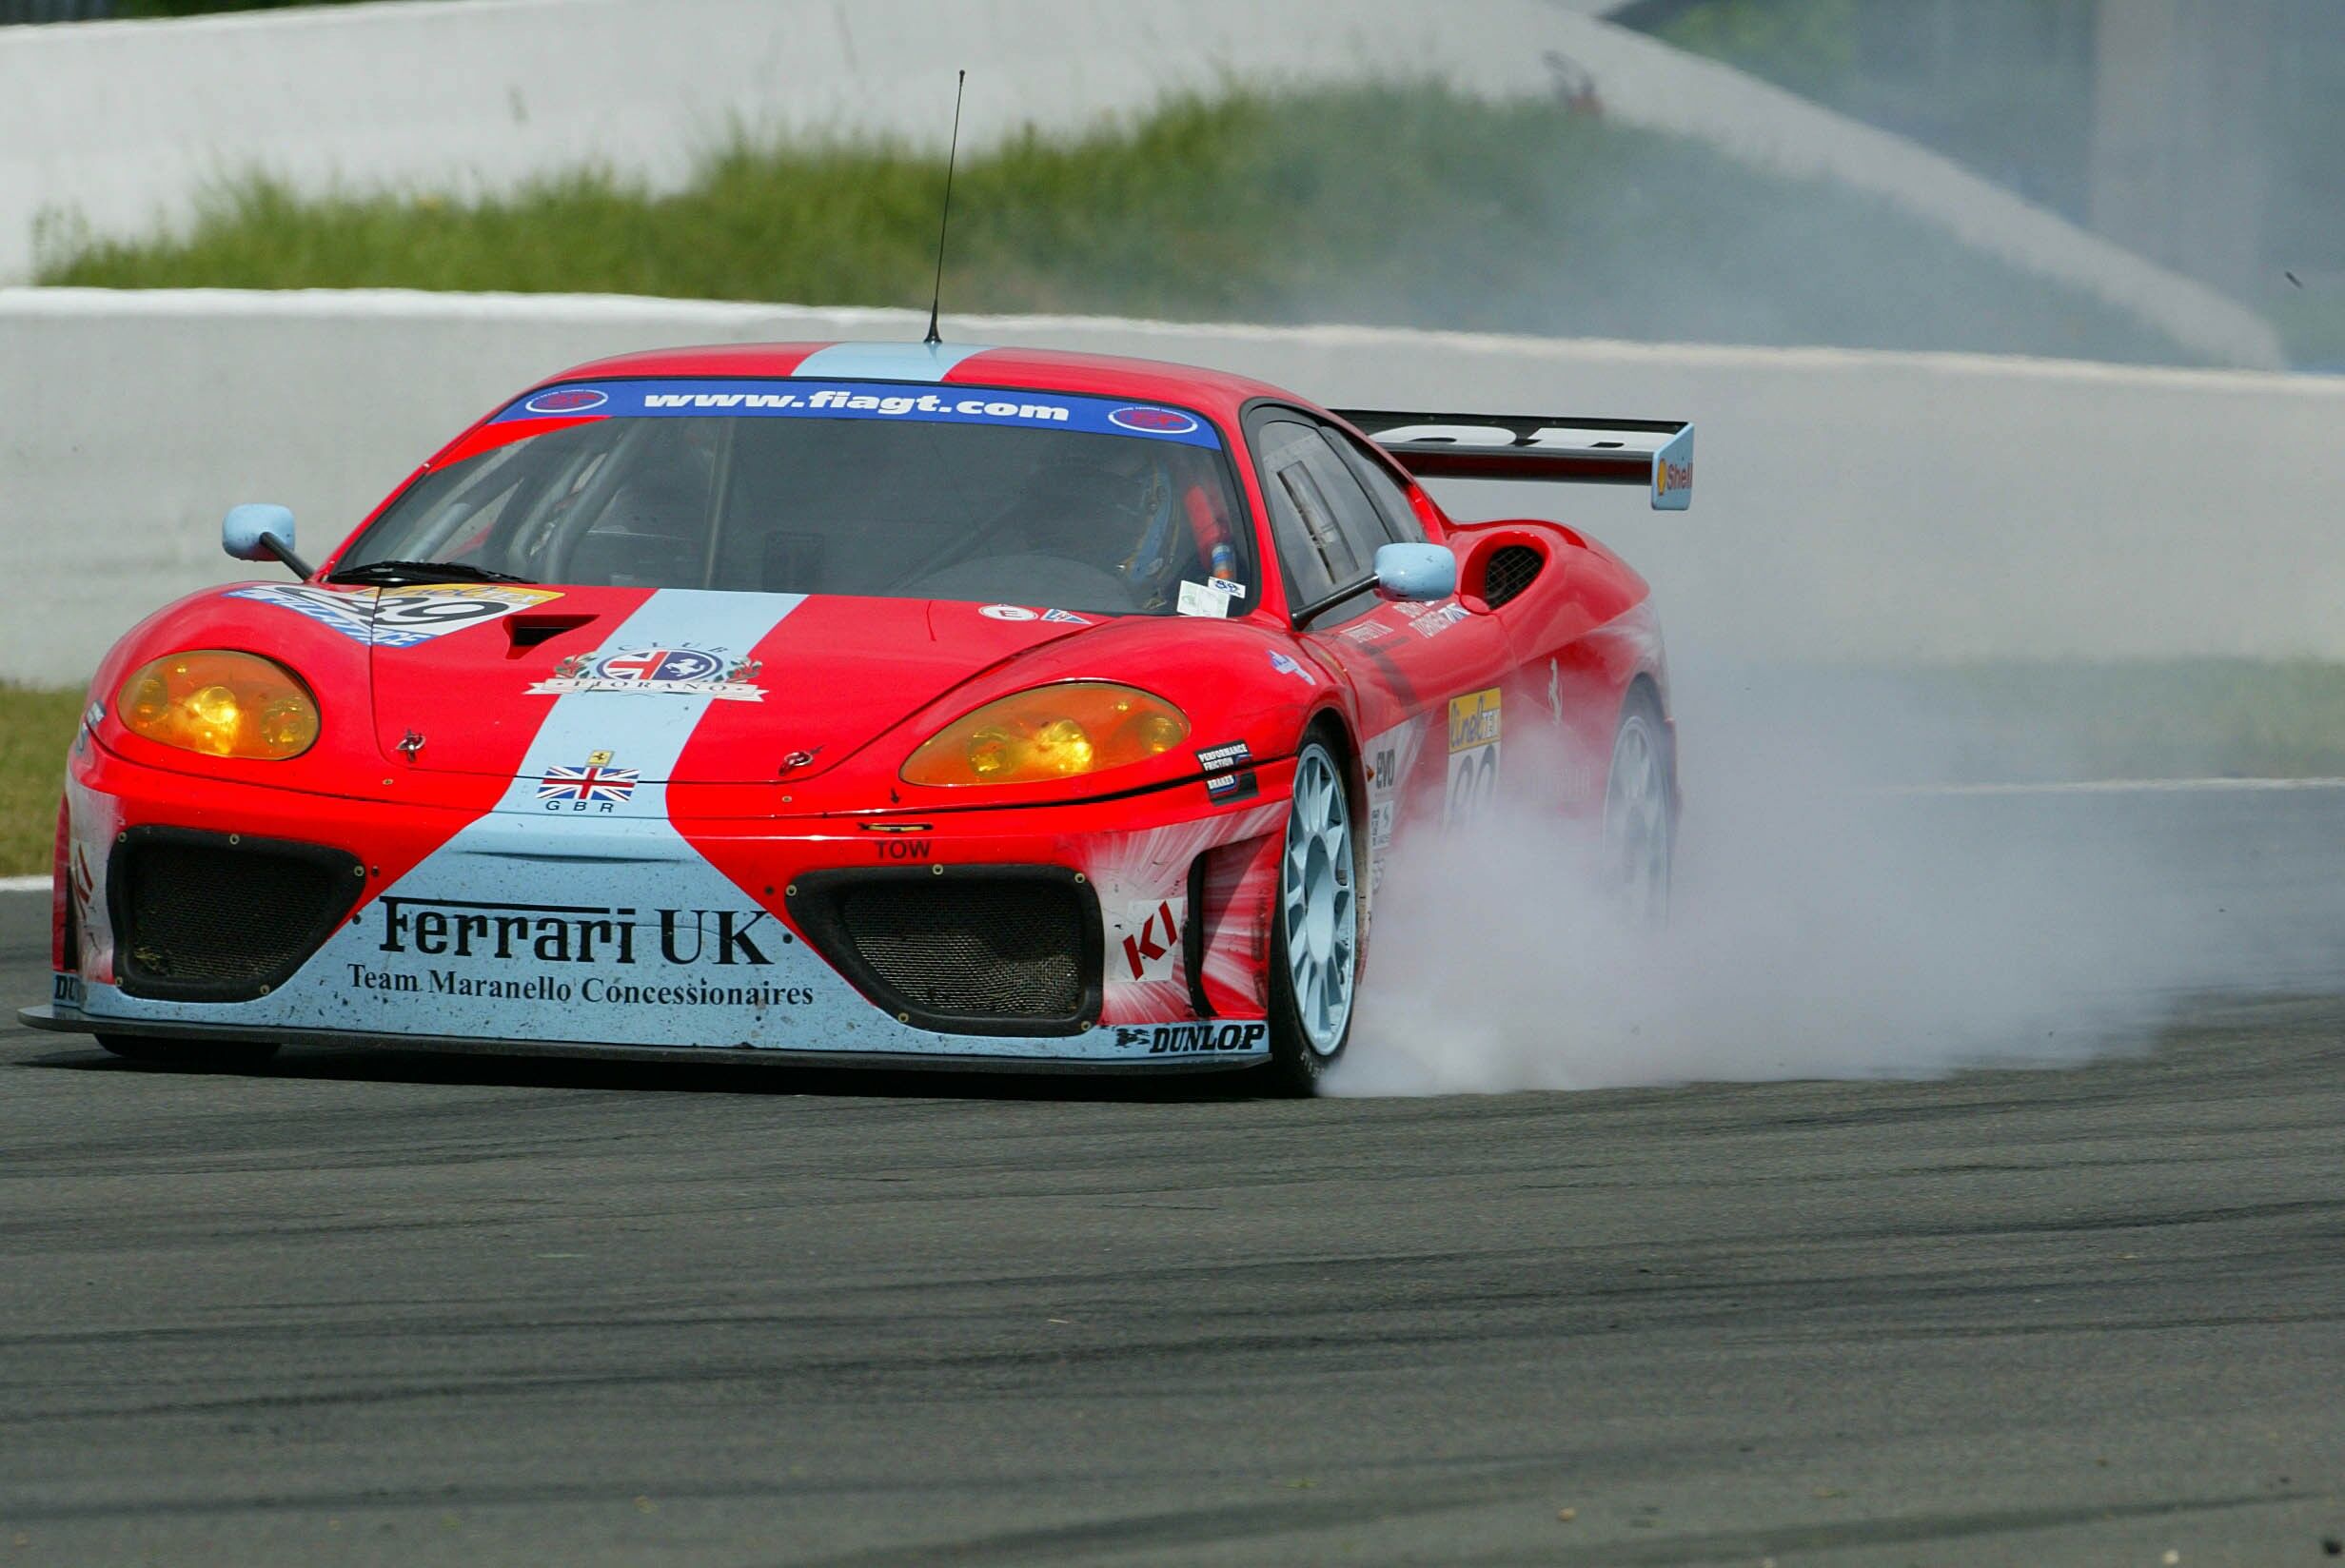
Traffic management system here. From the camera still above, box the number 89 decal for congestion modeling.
[1443,688,1502,828]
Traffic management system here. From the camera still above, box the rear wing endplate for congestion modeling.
[1333,409,1692,510]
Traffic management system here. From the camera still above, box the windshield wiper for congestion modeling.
[328,559,538,586]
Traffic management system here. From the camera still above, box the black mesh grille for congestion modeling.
[114,833,363,1000]
[1481,545,1544,608]
[836,880,1086,1019]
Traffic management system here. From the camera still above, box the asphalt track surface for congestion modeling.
[3,792,2343,1567]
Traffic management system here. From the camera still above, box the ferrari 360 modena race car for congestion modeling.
[20,341,1689,1092]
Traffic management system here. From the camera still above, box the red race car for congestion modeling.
[21,341,1689,1093]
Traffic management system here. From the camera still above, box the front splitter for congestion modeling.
[15,1005,1268,1076]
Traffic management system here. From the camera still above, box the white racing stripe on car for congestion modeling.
[791,342,992,382]
[502,589,804,819]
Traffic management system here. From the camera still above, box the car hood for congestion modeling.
[97,578,1322,817]
[365,586,1103,783]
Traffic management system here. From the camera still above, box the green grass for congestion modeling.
[0,685,81,879]
[1762,660,2345,786]
[1908,660,2345,783]
[36,83,2201,363]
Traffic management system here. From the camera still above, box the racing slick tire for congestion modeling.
[1602,683,1676,927]
[98,1035,282,1072]
[1262,735,1360,1096]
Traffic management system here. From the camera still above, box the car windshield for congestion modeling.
[338,379,1254,617]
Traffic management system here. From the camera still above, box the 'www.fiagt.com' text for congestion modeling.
[642,389,1072,421]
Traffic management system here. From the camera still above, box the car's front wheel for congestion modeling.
[99,1035,282,1071]
[1263,737,1359,1095]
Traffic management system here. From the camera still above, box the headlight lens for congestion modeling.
[116,651,320,760]
[901,682,1190,788]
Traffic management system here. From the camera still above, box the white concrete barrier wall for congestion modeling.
[0,0,2280,367]
[3,287,2340,688]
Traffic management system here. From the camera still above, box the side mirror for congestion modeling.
[223,504,313,578]
[1373,542,1457,602]
[224,503,295,562]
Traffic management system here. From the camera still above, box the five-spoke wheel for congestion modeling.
[1265,737,1358,1092]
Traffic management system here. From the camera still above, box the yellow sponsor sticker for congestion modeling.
[1444,688,1502,828]
[1448,688,1502,753]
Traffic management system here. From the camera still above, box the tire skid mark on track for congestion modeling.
[786,1472,1556,1568]
[1871,776,2345,795]
[1529,1491,2329,1568]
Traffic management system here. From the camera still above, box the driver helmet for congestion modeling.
[1020,441,1175,578]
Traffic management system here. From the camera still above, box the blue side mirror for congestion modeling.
[223,503,313,578]
[224,503,295,562]
[1373,542,1457,602]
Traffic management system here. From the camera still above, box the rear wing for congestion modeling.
[1333,409,1692,511]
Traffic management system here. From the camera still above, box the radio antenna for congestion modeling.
[924,69,967,348]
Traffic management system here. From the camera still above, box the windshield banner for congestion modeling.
[492,380,1224,450]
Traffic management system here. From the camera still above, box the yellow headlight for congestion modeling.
[116,651,320,760]
[902,683,1190,788]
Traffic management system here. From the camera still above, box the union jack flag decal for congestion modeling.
[537,762,640,803]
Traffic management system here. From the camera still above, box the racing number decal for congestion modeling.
[1444,689,1502,828]
[369,585,564,646]
[225,583,563,648]
[374,589,527,632]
